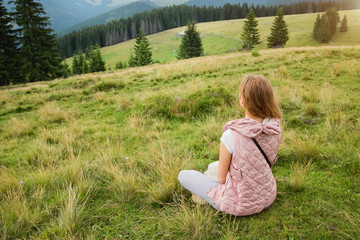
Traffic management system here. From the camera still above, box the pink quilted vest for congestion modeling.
[207,118,281,216]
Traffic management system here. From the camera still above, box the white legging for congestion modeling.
[178,170,220,210]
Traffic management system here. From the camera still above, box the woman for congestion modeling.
[178,75,282,216]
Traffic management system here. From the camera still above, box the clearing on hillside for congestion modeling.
[71,9,360,68]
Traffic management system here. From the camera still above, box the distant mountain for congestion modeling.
[5,0,120,32]
[4,0,186,33]
[185,0,267,7]
[59,1,158,35]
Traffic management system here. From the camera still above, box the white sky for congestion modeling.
[84,0,103,5]
[107,0,135,6]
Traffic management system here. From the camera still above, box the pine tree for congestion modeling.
[339,15,348,32]
[241,7,260,51]
[72,53,82,75]
[89,45,106,72]
[133,29,152,66]
[267,8,289,48]
[10,0,61,82]
[0,0,19,85]
[82,59,89,74]
[325,8,339,36]
[317,15,332,43]
[177,21,203,59]
[128,52,136,67]
[59,61,71,78]
[313,8,339,43]
[313,14,321,40]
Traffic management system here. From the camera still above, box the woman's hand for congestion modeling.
[217,142,232,184]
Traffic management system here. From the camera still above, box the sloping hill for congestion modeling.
[1,46,360,239]
[75,9,360,69]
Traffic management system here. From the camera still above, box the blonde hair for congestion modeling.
[240,75,282,119]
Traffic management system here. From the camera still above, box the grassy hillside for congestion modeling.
[80,9,360,69]
[1,46,360,239]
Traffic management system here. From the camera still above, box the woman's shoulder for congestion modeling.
[223,117,273,128]
[223,117,281,138]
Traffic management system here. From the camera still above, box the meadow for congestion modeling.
[1,44,360,239]
[78,9,360,69]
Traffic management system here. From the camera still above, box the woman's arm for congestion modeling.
[217,142,232,184]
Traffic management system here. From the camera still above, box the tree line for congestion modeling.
[58,0,359,59]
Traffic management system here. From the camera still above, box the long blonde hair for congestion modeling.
[240,75,282,119]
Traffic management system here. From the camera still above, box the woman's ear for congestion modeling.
[240,95,244,107]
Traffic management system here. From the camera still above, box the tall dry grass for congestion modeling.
[24,125,87,168]
[160,200,220,239]
[38,102,72,125]
[24,137,63,167]
[94,139,142,201]
[0,92,12,106]
[0,189,42,239]
[287,161,312,192]
[55,185,88,238]
[115,94,132,111]
[140,139,193,204]
[0,167,20,195]
[5,117,36,137]
[103,161,141,201]
[284,131,323,162]
[200,117,223,144]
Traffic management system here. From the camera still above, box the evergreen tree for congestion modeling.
[313,14,321,40]
[89,45,106,72]
[241,7,260,51]
[317,16,332,43]
[59,61,71,78]
[339,15,348,32]
[82,60,89,74]
[325,8,339,36]
[128,52,136,67]
[0,0,19,85]
[267,8,289,48]
[133,29,152,66]
[177,21,203,59]
[313,8,338,43]
[72,53,81,75]
[10,0,61,82]
[78,52,89,74]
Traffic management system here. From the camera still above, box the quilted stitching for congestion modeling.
[207,118,281,216]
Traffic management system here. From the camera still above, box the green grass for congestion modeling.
[67,9,360,70]
[1,46,360,239]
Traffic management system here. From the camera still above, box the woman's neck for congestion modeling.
[245,112,264,123]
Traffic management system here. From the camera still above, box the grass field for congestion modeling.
[68,9,360,69]
[1,45,360,239]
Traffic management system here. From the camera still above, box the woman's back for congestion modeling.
[207,118,281,216]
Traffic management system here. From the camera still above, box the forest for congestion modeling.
[58,0,358,58]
